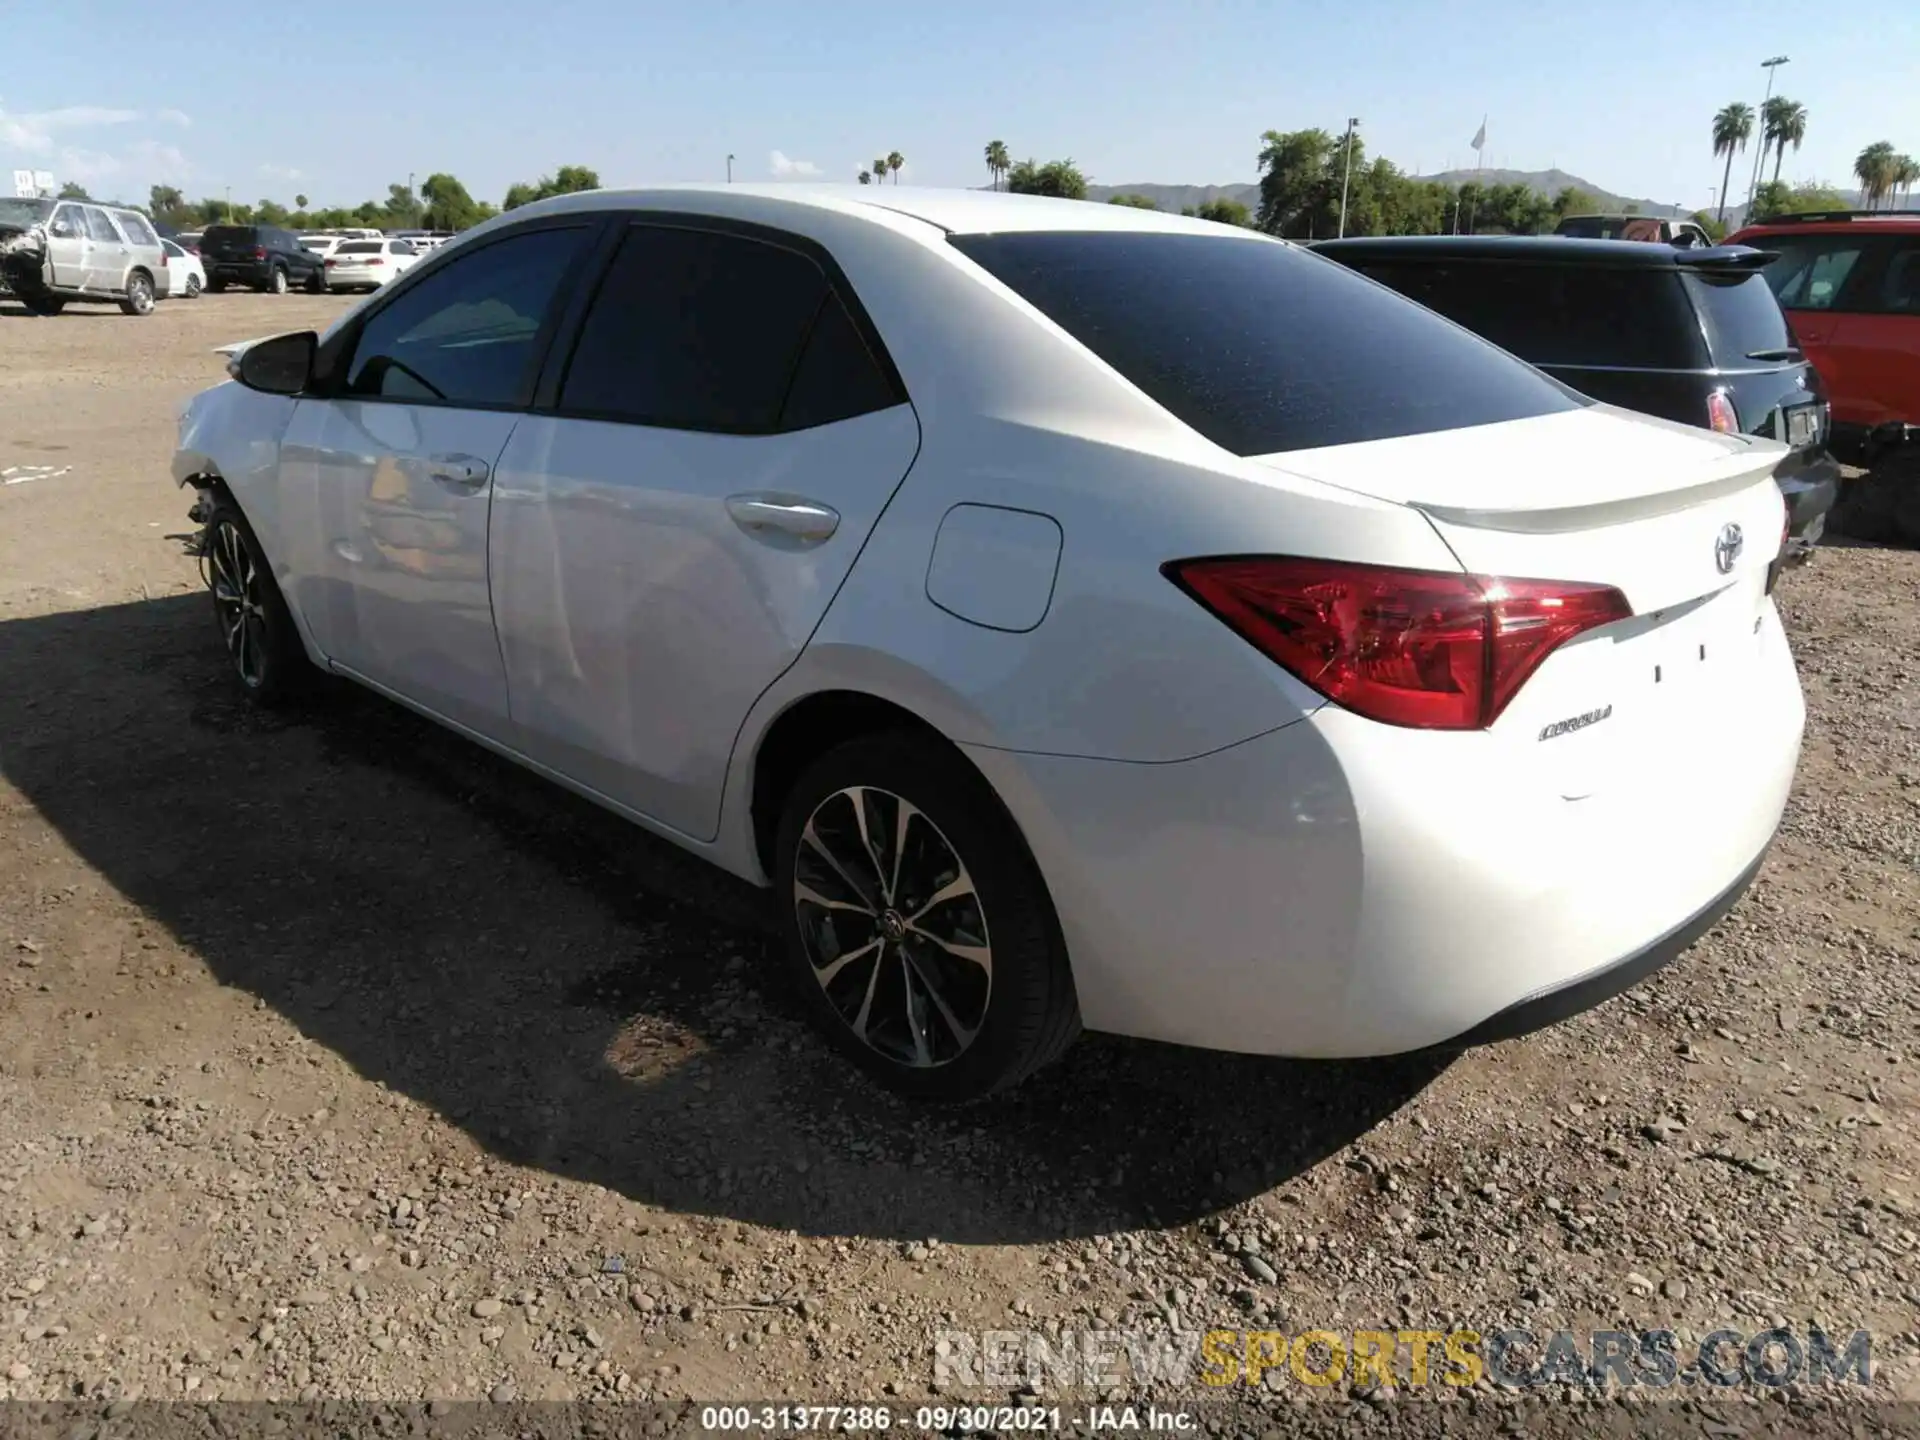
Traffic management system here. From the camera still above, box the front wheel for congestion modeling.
[773,733,1080,1101]
[206,279,227,293]
[304,268,324,294]
[202,494,312,706]
[119,271,156,315]
[268,267,288,295]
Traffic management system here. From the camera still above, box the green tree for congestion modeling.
[984,139,1010,191]
[56,181,91,200]
[1689,210,1728,241]
[294,193,309,210]
[1108,193,1158,209]
[1194,197,1252,227]
[256,199,291,226]
[421,173,492,231]
[1711,102,1754,224]
[1551,186,1598,219]
[501,165,603,212]
[1006,158,1088,200]
[857,170,872,185]
[1855,141,1898,209]
[1762,98,1807,185]
[1893,155,1919,208]
[871,157,889,186]
[1255,128,1336,235]
[1750,179,1848,220]
[886,150,904,185]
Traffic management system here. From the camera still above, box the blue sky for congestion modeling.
[4,0,1915,212]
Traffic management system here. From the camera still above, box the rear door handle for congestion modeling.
[726,493,840,547]
[424,454,490,492]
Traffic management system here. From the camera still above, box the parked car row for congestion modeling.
[175,185,1815,1099]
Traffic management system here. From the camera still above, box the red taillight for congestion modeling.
[1706,391,1739,434]
[253,246,267,260]
[324,258,337,267]
[1166,557,1632,731]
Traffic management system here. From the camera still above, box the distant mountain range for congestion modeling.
[1085,168,1873,225]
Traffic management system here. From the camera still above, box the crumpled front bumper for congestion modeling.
[1773,445,1842,561]
[0,223,50,297]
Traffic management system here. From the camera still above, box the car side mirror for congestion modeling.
[235,331,318,396]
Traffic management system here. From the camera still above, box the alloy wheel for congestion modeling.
[208,519,268,688]
[791,785,992,1069]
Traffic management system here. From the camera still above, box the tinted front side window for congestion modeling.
[344,226,589,406]
[1871,243,1920,316]
[952,233,1582,455]
[559,225,829,432]
[1685,272,1795,361]
[1354,261,1706,370]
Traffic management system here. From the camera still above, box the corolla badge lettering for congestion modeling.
[1539,704,1613,742]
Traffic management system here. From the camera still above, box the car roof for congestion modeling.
[1312,234,1771,269]
[1731,213,1920,238]
[506,183,1277,240]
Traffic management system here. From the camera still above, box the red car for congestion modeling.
[1729,211,1920,461]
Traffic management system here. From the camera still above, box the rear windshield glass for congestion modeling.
[1349,261,1708,369]
[201,226,259,245]
[338,241,382,254]
[1684,271,1796,361]
[948,232,1582,455]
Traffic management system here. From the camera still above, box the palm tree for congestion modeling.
[886,150,905,184]
[1762,98,1807,185]
[1855,141,1897,209]
[1711,102,1753,224]
[858,170,872,185]
[1893,154,1920,208]
[985,139,1010,191]
[872,157,889,185]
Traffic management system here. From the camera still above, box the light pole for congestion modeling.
[1337,117,1360,238]
[726,154,735,184]
[224,186,231,221]
[407,171,417,229]
[1744,56,1788,217]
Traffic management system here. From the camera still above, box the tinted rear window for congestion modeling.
[202,226,258,247]
[1684,271,1795,361]
[949,232,1581,455]
[1351,261,1708,369]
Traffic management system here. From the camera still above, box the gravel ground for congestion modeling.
[1,293,1917,1432]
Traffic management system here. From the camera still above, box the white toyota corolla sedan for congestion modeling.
[171,185,1805,1100]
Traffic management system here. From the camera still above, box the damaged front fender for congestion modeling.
[0,222,51,298]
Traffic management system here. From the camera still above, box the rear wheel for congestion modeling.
[203,494,312,706]
[119,271,156,316]
[206,279,227,293]
[184,274,202,298]
[20,293,66,316]
[304,267,325,294]
[773,732,1080,1101]
[268,266,289,295]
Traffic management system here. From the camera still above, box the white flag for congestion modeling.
[1470,119,1487,152]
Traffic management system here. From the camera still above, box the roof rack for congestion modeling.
[1755,209,1920,224]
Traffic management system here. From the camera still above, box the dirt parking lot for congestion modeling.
[2,292,1918,1428]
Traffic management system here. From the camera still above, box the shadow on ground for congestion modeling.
[0,594,1446,1242]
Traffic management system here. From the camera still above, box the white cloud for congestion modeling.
[156,108,192,128]
[0,104,142,153]
[258,163,303,183]
[769,149,820,179]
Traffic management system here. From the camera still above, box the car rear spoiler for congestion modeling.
[1672,245,1778,270]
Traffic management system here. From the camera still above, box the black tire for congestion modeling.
[207,279,227,293]
[119,270,156,316]
[202,493,313,707]
[185,274,202,298]
[304,267,325,294]
[20,293,66,316]
[772,732,1080,1101]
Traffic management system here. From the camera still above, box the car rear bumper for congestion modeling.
[1773,447,1841,557]
[206,262,275,285]
[965,605,1803,1058]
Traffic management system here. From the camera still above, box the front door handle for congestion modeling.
[424,454,490,492]
[725,493,840,547]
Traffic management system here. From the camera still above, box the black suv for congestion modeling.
[1312,235,1839,554]
[199,224,327,294]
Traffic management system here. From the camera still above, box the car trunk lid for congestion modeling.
[1254,404,1792,796]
